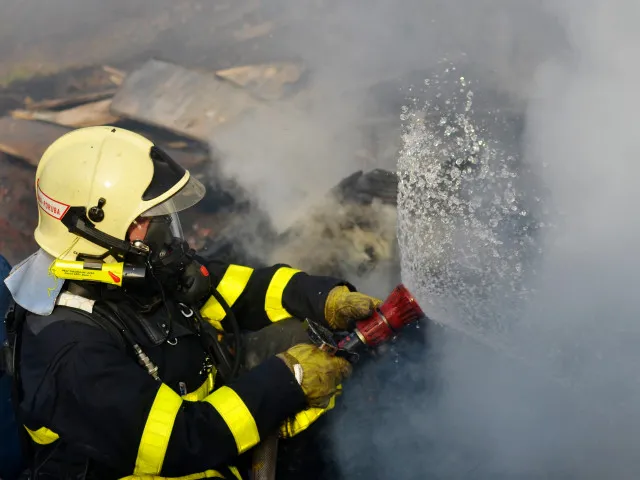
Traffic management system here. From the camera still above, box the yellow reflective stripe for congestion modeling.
[25,426,59,445]
[280,392,338,438]
[228,467,242,480]
[217,265,253,305]
[120,466,241,479]
[200,265,254,328]
[204,386,260,454]
[121,470,226,479]
[134,384,183,475]
[265,267,300,322]
[200,296,226,330]
[181,372,216,402]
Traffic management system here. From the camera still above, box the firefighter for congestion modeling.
[3,126,382,479]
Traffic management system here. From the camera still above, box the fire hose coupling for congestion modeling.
[307,284,427,360]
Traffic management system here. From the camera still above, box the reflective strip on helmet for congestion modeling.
[200,265,254,328]
[25,425,60,445]
[134,384,183,475]
[265,267,300,322]
[181,372,216,402]
[204,386,260,454]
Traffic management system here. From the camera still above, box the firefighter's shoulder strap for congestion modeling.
[2,299,33,470]
[2,300,26,380]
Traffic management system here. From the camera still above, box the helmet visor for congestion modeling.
[139,175,206,217]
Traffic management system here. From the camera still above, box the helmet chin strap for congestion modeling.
[61,206,151,260]
[168,212,184,240]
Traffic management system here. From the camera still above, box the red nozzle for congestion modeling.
[378,284,425,331]
[338,283,425,350]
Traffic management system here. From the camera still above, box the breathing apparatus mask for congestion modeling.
[134,212,212,306]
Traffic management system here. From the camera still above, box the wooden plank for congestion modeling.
[24,88,117,111]
[110,59,260,141]
[11,99,119,128]
[233,21,274,41]
[102,65,126,86]
[216,62,304,100]
[0,117,70,167]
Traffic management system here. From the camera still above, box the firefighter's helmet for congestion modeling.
[34,126,205,260]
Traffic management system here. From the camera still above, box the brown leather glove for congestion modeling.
[277,343,352,408]
[324,285,383,331]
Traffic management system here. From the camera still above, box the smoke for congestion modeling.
[514,0,640,465]
[202,0,565,234]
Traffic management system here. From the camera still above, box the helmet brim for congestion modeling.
[139,175,206,217]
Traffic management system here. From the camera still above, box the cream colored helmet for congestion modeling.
[34,126,205,261]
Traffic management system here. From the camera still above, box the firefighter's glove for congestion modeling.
[324,285,383,331]
[277,343,352,408]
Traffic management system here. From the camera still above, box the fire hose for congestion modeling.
[251,284,427,480]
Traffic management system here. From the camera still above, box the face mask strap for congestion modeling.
[61,206,150,259]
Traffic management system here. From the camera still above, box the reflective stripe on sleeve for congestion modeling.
[134,384,184,475]
[204,386,260,454]
[181,372,216,402]
[121,469,227,479]
[279,386,340,438]
[264,267,300,322]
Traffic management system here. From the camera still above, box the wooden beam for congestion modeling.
[110,59,260,141]
[11,99,119,128]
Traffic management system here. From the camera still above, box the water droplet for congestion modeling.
[504,189,516,203]
[397,69,546,343]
